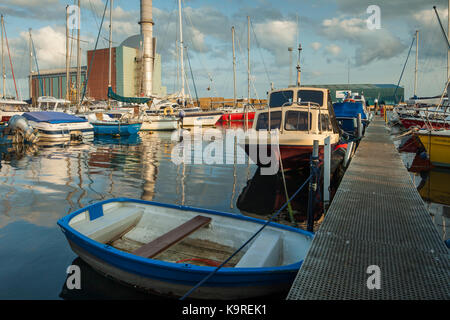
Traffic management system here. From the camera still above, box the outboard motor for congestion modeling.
[7,115,39,144]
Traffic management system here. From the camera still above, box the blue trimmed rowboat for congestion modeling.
[57,198,313,299]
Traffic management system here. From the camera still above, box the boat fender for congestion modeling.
[334,143,348,151]
[164,106,174,116]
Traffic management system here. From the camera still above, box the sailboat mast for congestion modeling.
[29,28,33,101]
[108,0,113,88]
[414,30,419,97]
[76,0,81,107]
[232,26,236,108]
[1,15,4,98]
[178,0,185,104]
[66,6,70,102]
[247,16,250,104]
[448,0,450,79]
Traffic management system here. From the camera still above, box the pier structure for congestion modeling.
[287,117,450,299]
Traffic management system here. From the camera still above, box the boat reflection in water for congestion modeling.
[59,258,159,300]
[236,149,346,226]
[406,153,450,240]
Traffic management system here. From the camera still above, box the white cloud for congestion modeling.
[320,16,406,65]
[252,20,297,64]
[325,44,341,56]
[310,42,322,51]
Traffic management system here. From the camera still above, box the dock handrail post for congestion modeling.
[307,140,319,232]
[357,113,363,138]
[323,136,331,212]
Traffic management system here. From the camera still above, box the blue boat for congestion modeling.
[57,198,313,299]
[91,121,142,136]
[333,100,369,134]
[84,113,142,136]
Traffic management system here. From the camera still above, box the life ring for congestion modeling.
[164,106,174,116]
[344,99,355,103]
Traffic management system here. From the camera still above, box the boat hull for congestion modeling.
[220,112,255,122]
[92,122,142,136]
[28,121,94,143]
[400,117,450,130]
[244,144,334,170]
[417,131,450,168]
[141,119,178,131]
[57,198,313,300]
[181,114,222,127]
[66,239,293,299]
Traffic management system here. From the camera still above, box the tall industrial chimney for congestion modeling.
[140,0,153,97]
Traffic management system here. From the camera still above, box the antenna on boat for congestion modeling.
[296,43,302,87]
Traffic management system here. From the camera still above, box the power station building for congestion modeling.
[30,35,166,103]
[86,34,166,101]
[306,84,404,105]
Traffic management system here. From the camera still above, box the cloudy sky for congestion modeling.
[0,0,449,100]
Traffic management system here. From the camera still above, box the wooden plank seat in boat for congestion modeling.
[72,206,144,244]
[133,215,212,258]
[235,230,282,268]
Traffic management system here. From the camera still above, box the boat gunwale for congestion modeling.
[57,197,313,275]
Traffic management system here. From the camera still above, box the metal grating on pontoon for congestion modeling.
[287,118,450,300]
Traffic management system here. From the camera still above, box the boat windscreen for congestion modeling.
[269,91,293,108]
[284,111,311,131]
[297,90,324,106]
[256,111,282,130]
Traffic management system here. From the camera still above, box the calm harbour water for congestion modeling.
[0,123,448,299]
[0,127,263,299]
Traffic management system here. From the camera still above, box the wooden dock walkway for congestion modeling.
[287,117,450,300]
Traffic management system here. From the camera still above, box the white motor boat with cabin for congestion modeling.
[33,96,72,113]
[22,111,94,144]
[244,86,341,170]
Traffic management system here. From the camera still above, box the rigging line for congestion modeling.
[30,33,43,97]
[393,35,415,103]
[185,46,199,107]
[182,0,215,93]
[250,20,271,85]
[80,0,109,105]
[88,0,109,48]
[3,20,19,99]
[157,0,177,59]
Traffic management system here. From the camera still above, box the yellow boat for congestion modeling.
[417,129,450,168]
[418,168,450,206]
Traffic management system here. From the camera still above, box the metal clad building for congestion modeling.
[88,34,166,101]
[87,48,117,100]
[305,84,404,104]
[31,67,87,104]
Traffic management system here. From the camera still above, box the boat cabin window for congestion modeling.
[297,90,324,106]
[284,111,311,131]
[256,111,282,130]
[320,114,332,131]
[269,91,293,108]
